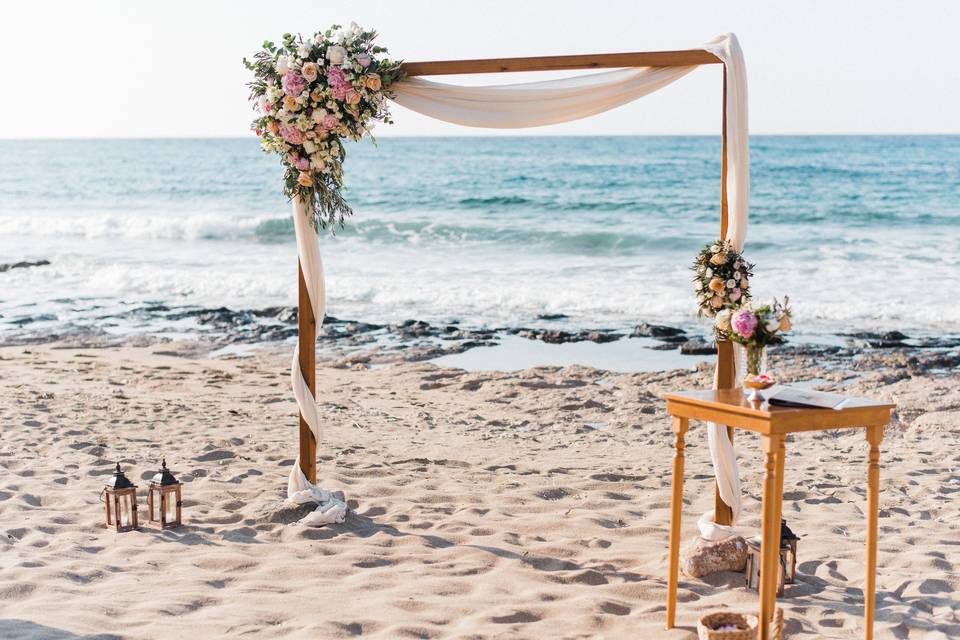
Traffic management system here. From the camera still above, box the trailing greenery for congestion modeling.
[244,24,404,230]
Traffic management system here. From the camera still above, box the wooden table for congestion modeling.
[662,389,895,640]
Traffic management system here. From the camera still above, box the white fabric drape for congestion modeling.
[392,65,696,129]
[698,33,750,540]
[286,197,347,526]
[288,33,748,530]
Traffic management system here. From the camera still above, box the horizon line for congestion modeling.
[2,132,959,141]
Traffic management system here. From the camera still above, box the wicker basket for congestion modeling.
[697,609,783,640]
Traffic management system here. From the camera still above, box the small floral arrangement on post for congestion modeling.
[692,239,754,322]
[244,23,404,230]
[715,298,793,378]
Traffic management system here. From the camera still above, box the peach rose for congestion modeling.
[740,278,749,289]
[710,296,724,309]
[310,88,325,103]
[283,95,300,111]
[708,278,725,293]
[266,120,280,135]
[297,171,313,187]
[345,89,362,106]
[364,74,382,91]
[710,252,728,265]
[301,62,319,82]
[779,315,792,332]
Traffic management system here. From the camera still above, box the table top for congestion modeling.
[663,388,895,434]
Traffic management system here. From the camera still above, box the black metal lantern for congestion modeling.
[147,459,182,528]
[780,519,799,584]
[102,462,138,532]
[745,520,799,595]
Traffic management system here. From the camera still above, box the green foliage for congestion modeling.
[244,23,405,232]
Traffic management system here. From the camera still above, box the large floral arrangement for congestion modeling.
[692,239,754,319]
[244,24,404,229]
[716,298,793,374]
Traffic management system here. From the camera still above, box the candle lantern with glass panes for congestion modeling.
[780,519,799,584]
[147,458,182,528]
[745,519,800,595]
[102,462,138,532]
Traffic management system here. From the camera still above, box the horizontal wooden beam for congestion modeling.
[401,49,721,76]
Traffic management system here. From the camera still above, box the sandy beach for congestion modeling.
[1,339,957,639]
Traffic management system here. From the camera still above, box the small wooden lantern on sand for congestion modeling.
[745,520,799,595]
[147,458,182,529]
[102,462,138,532]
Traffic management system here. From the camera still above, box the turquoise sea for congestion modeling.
[0,135,958,342]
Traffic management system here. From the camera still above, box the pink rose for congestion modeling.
[332,83,349,101]
[731,310,758,339]
[322,114,339,130]
[278,125,302,145]
[729,288,742,302]
[287,154,309,171]
[282,71,305,97]
[356,54,371,68]
[326,67,346,88]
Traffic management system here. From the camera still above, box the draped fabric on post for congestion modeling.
[287,197,347,526]
[699,33,750,540]
[288,33,748,532]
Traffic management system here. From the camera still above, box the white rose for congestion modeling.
[733,271,741,280]
[693,280,702,291]
[311,108,327,123]
[705,268,713,278]
[726,279,736,289]
[326,45,347,65]
[275,56,290,76]
[715,309,732,332]
[297,44,311,59]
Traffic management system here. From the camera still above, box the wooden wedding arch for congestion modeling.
[295,46,739,523]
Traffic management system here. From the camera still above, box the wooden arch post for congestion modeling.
[298,260,317,484]
[294,47,737,517]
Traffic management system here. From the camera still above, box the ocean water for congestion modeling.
[1,136,958,342]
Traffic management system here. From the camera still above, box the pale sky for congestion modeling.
[1,0,958,138]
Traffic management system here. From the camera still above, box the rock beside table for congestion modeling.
[681,535,748,578]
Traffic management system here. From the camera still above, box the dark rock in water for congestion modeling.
[322,321,383,339]
[771,343,843,357]
[585,331,620,344]
[914,352,960,372]
[196,307,255,327]
[537,313,569,321]
[10,313,57,326]
[633,322,687,339]
[0,259,50,273]
[911,336,960,349]
[648,342,680,351]
[843,331,909,349]
[513,328,622,344]
[390,319,436,338]
[680,338,715,355]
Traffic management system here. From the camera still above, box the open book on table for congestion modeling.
[765,386,850,410]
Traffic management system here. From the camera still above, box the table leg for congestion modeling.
[666,416,688,630]
[765,437,787,615]
[865,424,884,640]
[758,433,784,640]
